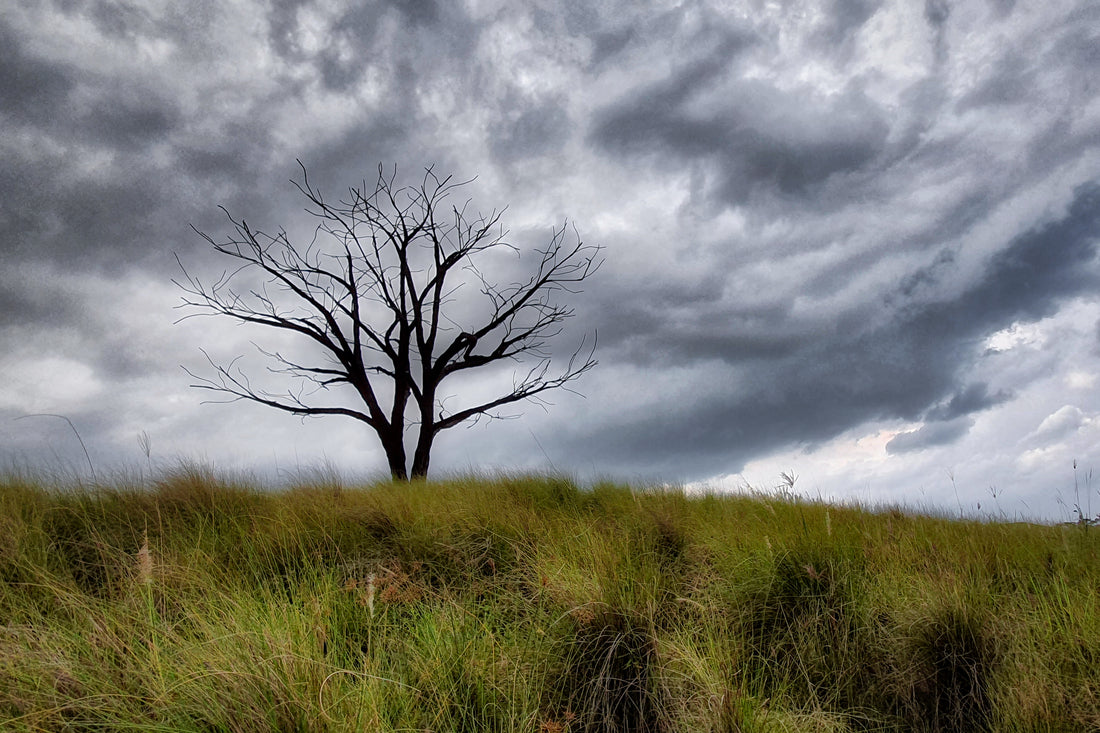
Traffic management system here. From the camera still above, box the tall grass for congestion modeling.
[1,468,1098,731]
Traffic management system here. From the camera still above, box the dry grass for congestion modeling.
[1,468,1098,731]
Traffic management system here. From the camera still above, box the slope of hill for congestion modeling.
[2,468,1098,731]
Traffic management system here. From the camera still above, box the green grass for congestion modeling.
[2,466,1099,731]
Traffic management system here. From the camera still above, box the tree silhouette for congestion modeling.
[176,163,601,480]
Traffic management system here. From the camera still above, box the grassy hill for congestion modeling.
[2,467,1098,731]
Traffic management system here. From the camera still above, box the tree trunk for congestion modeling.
[381,431,408,481]
[410,421,434,479]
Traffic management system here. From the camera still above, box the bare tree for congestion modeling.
[175,163,601,480]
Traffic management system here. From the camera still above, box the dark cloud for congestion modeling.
[81,91,179,149]
[0,39,178,150]
[926,383,1014,421]
[550,180,1100,481]
[0,154,168,272]
[924,0,951,63]
[0,22,75,123]
[924,0,951,26]
[393,0,439,25]
[85,0,151,38]
[490,95,572,163]
[943,182,1100,322]
[42,176,164,265]
[594,288,800,367]
[814,0,881,50]
[833,0,881,30]
[0,274,86,329]
[956,49,1035,110]
[590,55,890,204]
[176,143,260,182]
[589,27,634,68]
[986,0,1016,18]
[1048,18,1100,94]
[886,418,973,454]
[599,180,1100,388]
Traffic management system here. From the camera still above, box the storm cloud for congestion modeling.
[1,0,1099,519]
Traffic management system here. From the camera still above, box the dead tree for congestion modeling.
[175,163,601,480]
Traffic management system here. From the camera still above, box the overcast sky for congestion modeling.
[3,0,1099,520]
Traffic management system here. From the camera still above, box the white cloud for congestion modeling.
[0,356,102,414]
[1029,405,1087,444]
[984,321,1048,352]
[1066,371,1097,390]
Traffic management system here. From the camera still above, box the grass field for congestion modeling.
[2,466,1098,731]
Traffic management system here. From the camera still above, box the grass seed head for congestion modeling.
[136,531,153,585]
